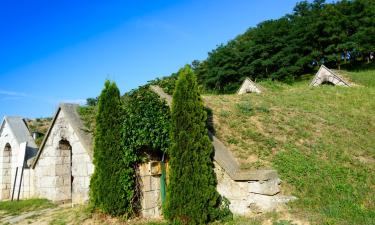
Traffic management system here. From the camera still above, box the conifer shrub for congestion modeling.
[89,80,134,216]
[165,66,224,224]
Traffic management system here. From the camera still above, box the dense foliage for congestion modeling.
[193,0,375,93]
[120,86,171,213]
[149,72,178,95]
[122,86,171,156]
[165,66,222,224]
[89,81,132,216]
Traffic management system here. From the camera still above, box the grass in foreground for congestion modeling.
[0,198,55,216]
[204,69,375,224]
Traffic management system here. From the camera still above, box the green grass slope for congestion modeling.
[204,69,375,224]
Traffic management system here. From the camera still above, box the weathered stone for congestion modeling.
[142,191,159,210]
[31,104,94,204]
[248,178,280,196]
[310,65,351,87]
[237,77,262,94]
[141,176,152,192]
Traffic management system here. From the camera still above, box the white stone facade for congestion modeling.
[33,109,94,204]
[237,78,262,94]
[0,104,94,204]
[310,65,351,87]
[0,117,36,201]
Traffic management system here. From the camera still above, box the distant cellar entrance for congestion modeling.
[1,143,12,199]
[58,139,73,202]
[321,81,335,86]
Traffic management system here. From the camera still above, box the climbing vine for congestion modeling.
[120,85,171,214]
[122,86,171,156]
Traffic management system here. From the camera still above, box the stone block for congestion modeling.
[142,191,158,210]
[151,176,160,190]
[42,167,55,176]
[139,163,150,176]
[60,150,71,157]
[247,193,297,213]
[62,156,71,164]
[141,176,152,192]
[142,208,156,218]
[55,165,71,176]
[55,177,64,186]
[248,178,280,196]
[40,177,57,188]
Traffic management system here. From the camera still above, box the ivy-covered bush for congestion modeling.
[89,80,133,216]
[165,66,222,224]
[122,86,171,156]
[120,86,171,213]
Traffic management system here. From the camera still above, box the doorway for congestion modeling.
[58,139,72,202]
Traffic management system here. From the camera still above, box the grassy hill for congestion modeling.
[204,69,375,224]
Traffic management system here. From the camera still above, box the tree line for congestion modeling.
[193,0,375,93]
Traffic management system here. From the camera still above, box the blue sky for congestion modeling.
[0,0,305,119]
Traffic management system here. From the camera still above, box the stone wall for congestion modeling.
[33,110,94,204]
[138,160,163,218]
[0,122,34,200]
[214,162,295,215]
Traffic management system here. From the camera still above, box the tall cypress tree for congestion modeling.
[90,80,133,216]
[165,66,221,224]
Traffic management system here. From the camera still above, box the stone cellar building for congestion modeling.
[237,77,262,94]
[0,116,37,200]
[310,65,351,87]
[0,99,294,217]
[31,103,94,204]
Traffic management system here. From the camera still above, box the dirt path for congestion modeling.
[1,204,72,225]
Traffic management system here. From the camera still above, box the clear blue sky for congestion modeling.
[0,0,305,119]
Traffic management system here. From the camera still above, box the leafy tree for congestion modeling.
[90,80,133,216]
[165,66,221,224]
[86,97,98,106]
[193,0,375,93]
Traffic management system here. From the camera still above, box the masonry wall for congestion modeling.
[0,123,34,200]
[33,111,94,204]
[214,162,294,215]
[139,161,163,218]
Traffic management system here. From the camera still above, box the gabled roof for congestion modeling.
[310,65,351,87]
[237,77,262,94]
[0,116,37,149]
[31,103,93,168]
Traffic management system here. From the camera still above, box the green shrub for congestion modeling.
[89,80,133,216]
[164,66,225,224]
[121,87,171,156]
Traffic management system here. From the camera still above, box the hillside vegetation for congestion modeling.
[204,69,375,224]
[194,0,375,93]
